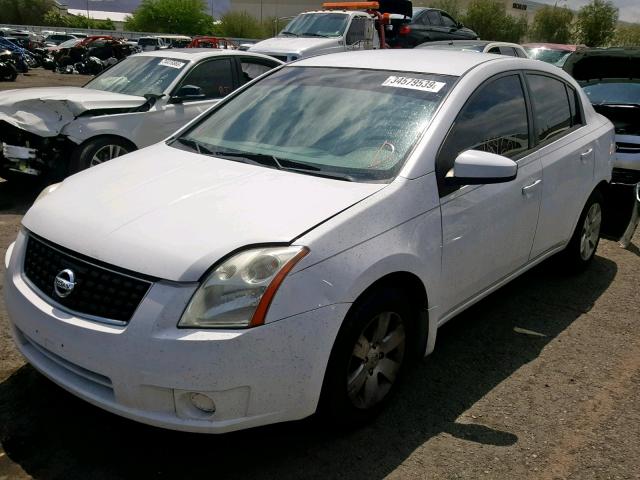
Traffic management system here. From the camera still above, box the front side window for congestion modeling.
[499,46,518,57]
[176,58,235,99]
[281,13,349,37]
[437,74,530,194]
[527,74,572,143]
[346,17,367,45]
[174,67,455,182]
[84,56,188,96]
[441,13,457,28]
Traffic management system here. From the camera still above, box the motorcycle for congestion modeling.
[0,49,18,81]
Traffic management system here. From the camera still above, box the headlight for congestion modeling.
[35,182,61,203]
[179,246,309,328]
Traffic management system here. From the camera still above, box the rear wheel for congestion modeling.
[70,137,134,174]
[320,288,415,426]
[561,190,603,270]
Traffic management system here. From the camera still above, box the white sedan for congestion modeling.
[4,49,615,433]
[0,49,282,180]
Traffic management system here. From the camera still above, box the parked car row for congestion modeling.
[0,1,638,437]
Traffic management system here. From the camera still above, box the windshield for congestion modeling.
[58,39,80,48]
[582,81,640,105]
[84,56,187,96]
[174,67,455,182]
[525,47,571,66]
[281,13,349,37]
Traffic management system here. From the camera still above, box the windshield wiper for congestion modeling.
[213,151,354,182]
[280,31,299,37]
[301,32,330,38]
[174,138,214,155]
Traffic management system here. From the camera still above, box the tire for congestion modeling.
[561,190,604,271]
[70,137,134,175]
[1,63,17,81]
[319,287,418,427]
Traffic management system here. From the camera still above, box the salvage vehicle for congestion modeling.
[418,40,528,57]
[4,50,618,433]
[138,36,170,51]
[187,36,238,49]
[386,7,478,48]
[0,49,282,180]
[248,0,412,62]
[564,47,640,245]
[524,43,581,67]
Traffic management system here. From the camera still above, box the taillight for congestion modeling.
[399,25,411,35]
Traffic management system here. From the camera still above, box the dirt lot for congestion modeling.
[0,70,639,480]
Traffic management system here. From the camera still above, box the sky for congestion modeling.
[537,0,640,23]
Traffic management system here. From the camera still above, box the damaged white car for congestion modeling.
[0,49,282,180]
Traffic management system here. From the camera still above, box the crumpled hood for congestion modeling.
[249,37,339,56]
[0,86,146,137]
[23,142,385,281]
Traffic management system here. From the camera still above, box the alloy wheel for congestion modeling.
[90,144,128,167]
[347,311,405,409]
[580,202,602,260]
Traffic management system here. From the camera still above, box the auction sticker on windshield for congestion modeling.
[159,59,186,69]
[382,76,446,93]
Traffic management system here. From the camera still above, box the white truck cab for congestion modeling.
[249,7,380,62]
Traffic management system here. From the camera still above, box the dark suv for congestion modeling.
[388,7,478,48]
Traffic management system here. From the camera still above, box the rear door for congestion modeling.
[526,73,595,258]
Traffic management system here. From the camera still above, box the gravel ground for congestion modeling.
[0,70,638,480]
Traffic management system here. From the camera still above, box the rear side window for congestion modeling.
[437,74,530,195]
[526,74,572,143]
[567,85,583,126]
[499,46,518,57]
[426,11,441,25]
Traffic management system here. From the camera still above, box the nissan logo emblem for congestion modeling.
[54,269,76,298]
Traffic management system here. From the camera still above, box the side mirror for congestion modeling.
[170,85,205,103]
[447,150,517,185]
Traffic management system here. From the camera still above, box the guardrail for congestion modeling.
[0,24,259,44]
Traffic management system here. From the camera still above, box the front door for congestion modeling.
[437,73,542,315]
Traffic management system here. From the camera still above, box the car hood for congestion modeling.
[23,143,385,282]
[563,48,640,82]
[249,36,338,55]
[0,86,146,137]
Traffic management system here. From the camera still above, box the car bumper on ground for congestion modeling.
[4,232,348,433]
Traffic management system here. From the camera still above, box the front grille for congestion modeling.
[23,234,154,322]
[616,142,640,154]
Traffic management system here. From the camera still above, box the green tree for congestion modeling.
[218,11,268,39]
[613,24,640,46]
[462,0,528,43]
[575,0,618,47]
[124,0,215,34]
[530,5,574,44]
[0,0,55,25]
[428,0,462,21]
[42,10,116,30]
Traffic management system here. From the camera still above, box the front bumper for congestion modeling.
[4,232,348,433]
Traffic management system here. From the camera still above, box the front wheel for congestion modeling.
[561,190,603,270]
[1,63,17,81]
[70,137,134,175]
[319,288,415,426]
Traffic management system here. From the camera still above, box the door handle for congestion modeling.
[580,148,593,163]
[522,179,542,196]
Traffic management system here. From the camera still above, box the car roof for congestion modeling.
[136,49,283,63]
[292,49,511,76]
